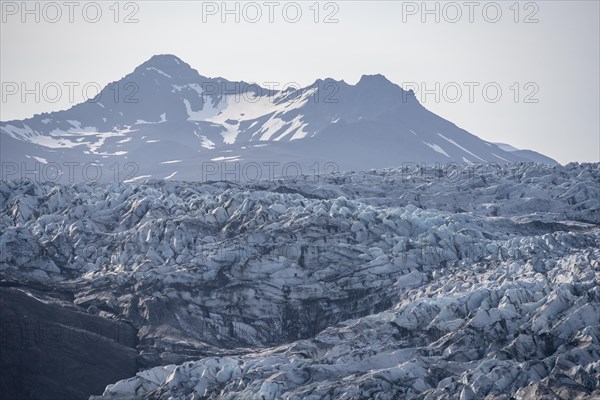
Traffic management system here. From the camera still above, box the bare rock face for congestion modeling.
[0,286,138,399]
[0,162,599,399]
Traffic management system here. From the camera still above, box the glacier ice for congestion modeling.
[0,162,598,399]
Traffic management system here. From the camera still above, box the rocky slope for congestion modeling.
[0,162,598,399]
[0,284,138,400]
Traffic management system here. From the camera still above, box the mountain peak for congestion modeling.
[311,77,348,88]
[133,54,200,80]
[356,74,393,87]
[142,54,185,66]
[134,54,205,83]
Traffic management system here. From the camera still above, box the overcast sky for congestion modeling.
[1,0,598,163]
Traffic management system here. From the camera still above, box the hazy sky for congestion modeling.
[1,0,598,163]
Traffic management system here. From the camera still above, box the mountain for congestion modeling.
[0,54,556,183]
[495,142,557,165]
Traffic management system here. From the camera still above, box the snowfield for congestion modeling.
[0,162,599,399]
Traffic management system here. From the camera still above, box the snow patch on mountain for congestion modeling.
[438,132,487,162]
[423,141,450,158]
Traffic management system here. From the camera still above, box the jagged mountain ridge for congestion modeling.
[0,55,556,183]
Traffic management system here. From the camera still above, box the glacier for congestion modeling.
[0,162,598,399]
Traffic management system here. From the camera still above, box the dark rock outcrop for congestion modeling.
[0,286,138,400]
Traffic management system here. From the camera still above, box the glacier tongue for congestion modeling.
[0,162,599,399]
